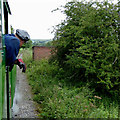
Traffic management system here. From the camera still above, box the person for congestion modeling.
[4,29,30,72]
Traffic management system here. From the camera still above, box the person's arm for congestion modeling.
[15,59,26,72]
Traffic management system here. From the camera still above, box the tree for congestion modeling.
[52,0,119,93]
[21,40,32,49]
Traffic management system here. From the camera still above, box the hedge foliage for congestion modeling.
[52,0,120,93]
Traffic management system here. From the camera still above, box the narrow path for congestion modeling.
[12,66,38,118]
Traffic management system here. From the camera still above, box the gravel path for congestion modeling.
[12,66,38,118]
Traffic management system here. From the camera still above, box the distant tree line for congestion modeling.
[32,39,53,47]
[21,39,53,49]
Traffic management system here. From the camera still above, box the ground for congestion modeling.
[12,66,38,118]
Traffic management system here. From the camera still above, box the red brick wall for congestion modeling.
[32,46,53,60]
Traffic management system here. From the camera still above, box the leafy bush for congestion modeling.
[52,0,120,93]
[21,40,33,49]
[22,50,119,118]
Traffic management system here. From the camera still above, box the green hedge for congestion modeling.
[52,0,120,94]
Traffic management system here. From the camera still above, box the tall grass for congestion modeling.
[22,49,119,119]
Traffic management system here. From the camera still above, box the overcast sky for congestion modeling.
[8,0,69,39]
[8,0,118,39]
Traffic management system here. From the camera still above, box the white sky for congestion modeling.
[8,0,118,39]
[8,0,69,39]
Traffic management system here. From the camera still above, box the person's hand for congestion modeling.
[16,59,26,72]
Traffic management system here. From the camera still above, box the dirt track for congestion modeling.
[12,66,38,118]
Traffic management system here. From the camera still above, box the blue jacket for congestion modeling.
[4,34,20,66]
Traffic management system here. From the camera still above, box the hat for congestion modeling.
[16,29,30,42]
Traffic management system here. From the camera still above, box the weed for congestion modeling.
[23,49,119,119]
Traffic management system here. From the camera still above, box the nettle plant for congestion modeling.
[52,0,120,93]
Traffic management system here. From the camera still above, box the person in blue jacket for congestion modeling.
[4,29,30,72]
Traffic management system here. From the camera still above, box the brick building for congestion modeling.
[32,46,53,60]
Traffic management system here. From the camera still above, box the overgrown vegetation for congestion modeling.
[52,0,120,94]
[22,0,120,119]
[23,49,119,119]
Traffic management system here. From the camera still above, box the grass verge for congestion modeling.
[22,49,119,119]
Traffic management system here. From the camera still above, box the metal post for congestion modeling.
[6,66,10,120]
